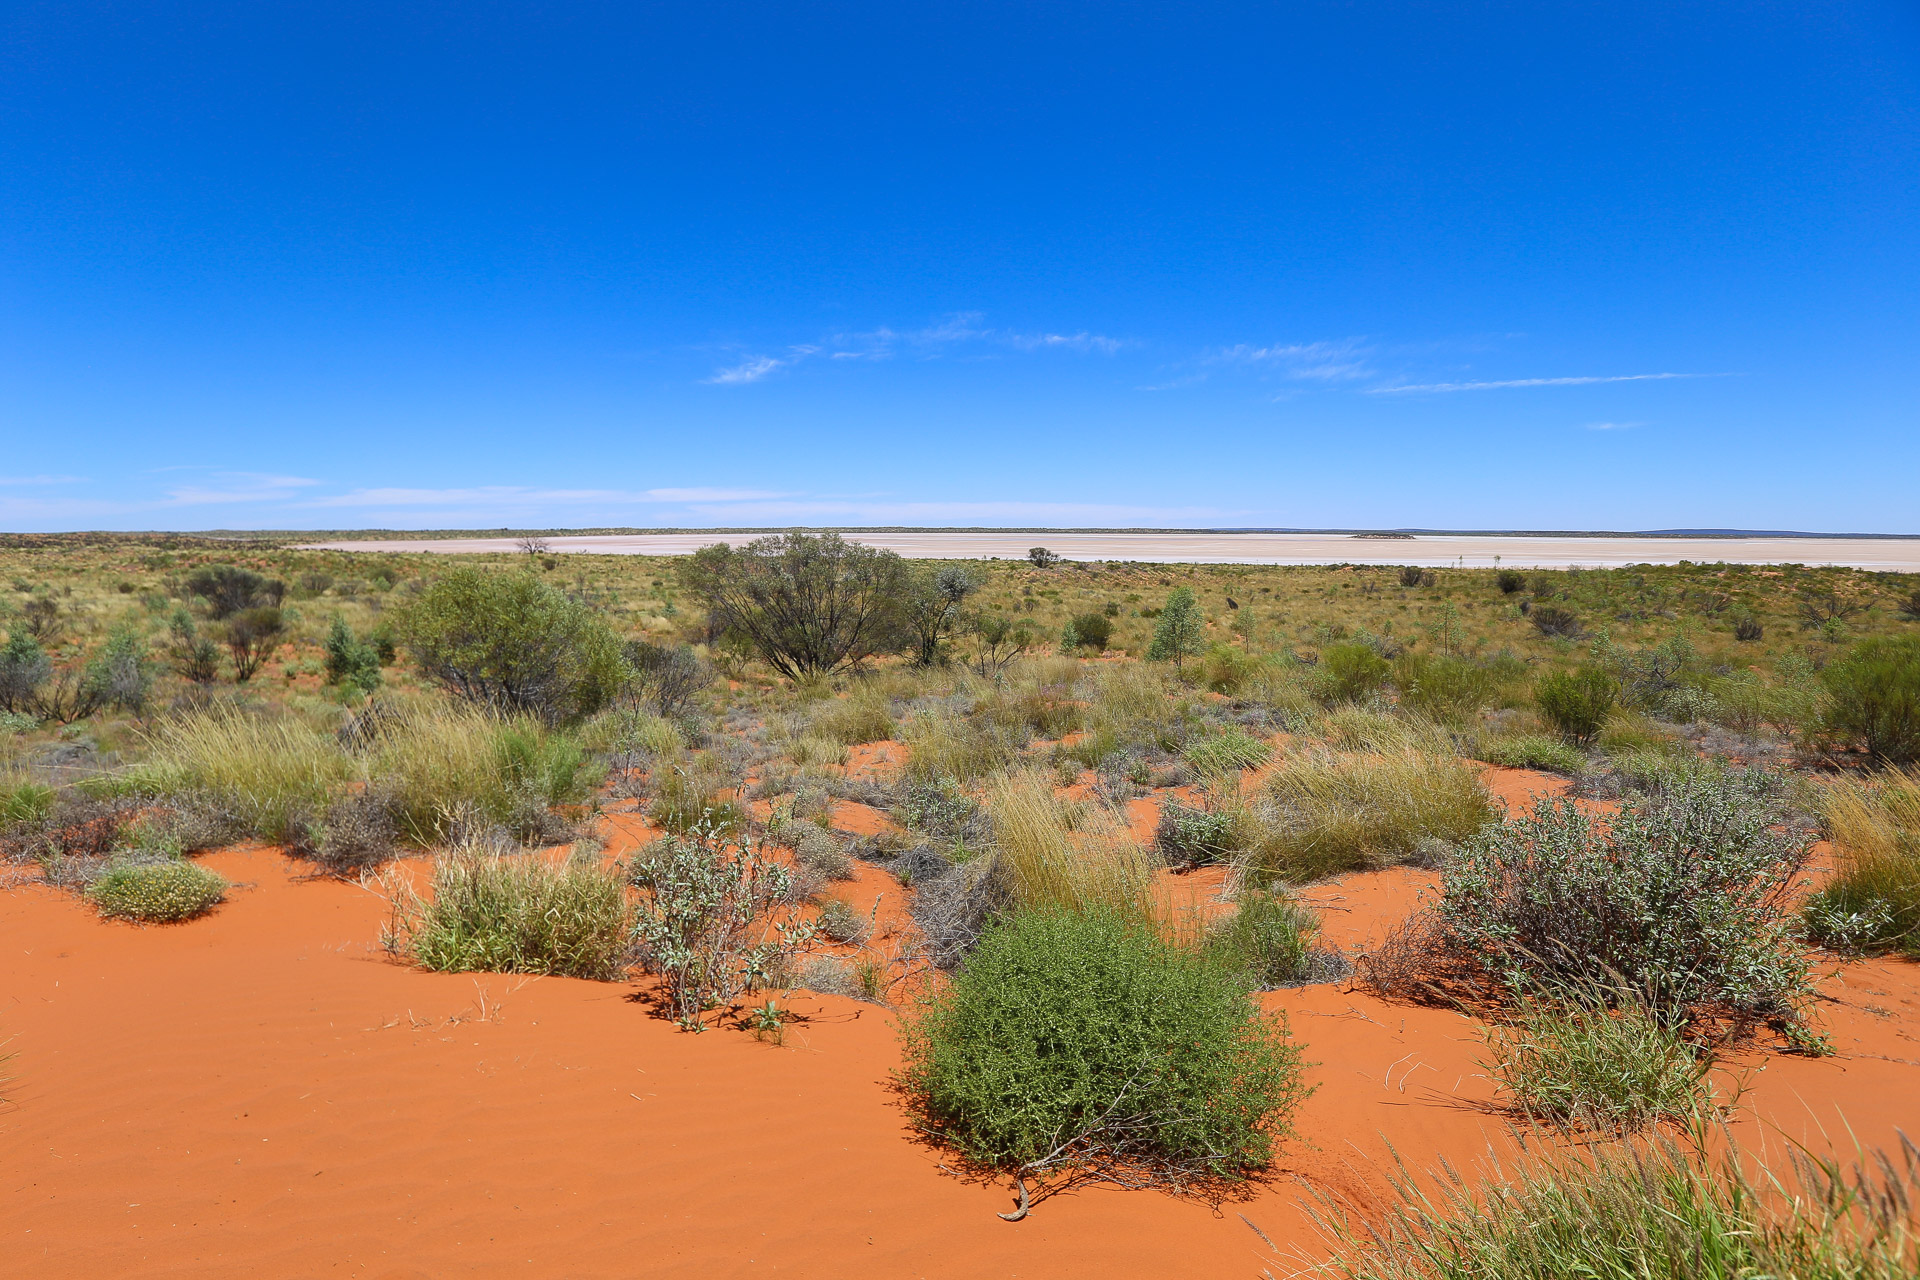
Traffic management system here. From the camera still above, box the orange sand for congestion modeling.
[5,769,1919,1277]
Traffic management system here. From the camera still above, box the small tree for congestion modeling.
[82,624,155,713]
[970,613,1033,680]
[1820,636,1920,765]
[167,606,221,683]
[1147,587,1205,677]
[1062,611,1113,654]
[0,632,52,712]
[401,568,625,723]
[1028,547,1062,569]
[902,564,983,666]
[678,533,911,680]
[225,606,286,683]
[185,565,284,619]
[622,640,713,717]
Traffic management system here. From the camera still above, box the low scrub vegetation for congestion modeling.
[89,858,228,922]
[1245,747,1495,882]
[383,842,631,980]
[1804,767,1920,955]
[896,906,1309,1214]
[1315,1127,1920,1280]
[1205,887,1348,988]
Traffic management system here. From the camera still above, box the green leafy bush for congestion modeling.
[1820,636,1920,764]
[1535,666,1616,744]
[386,844,631,980]
[897,907,1309,1204]
[1396,654,1506,725]
[1316,642,1392,705]
[323,618,382,693]
[89,859,227,922]
[401,567,625,723]
[1062,611,1113,652]
[1146,587,1206,674]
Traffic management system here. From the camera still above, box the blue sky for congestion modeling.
[3,2,1916,533]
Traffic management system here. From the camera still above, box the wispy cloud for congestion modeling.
[161,473,322,505]
[1368,372,1724,394]
[703,313,1123,384]
[1583,420,1647,431]
[0,474,84,486]
[1213,339,1373,381]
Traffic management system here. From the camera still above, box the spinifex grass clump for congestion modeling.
[1426,771,1814,1038]
[1247,747,1495,881]
[1482,979,1713,1132]
[134,710,349,841]
[385,843,631,980]
[1804,767,1920,954]
[984,769,1155,914]
[1313,1125,1920,1280]
[897,906,1310,1215]
[1474,732,1587,776]
[1206,888,1348,988]
[89,858,227,922]
[374,703,599,845]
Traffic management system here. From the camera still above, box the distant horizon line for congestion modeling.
[9,525,1918,541]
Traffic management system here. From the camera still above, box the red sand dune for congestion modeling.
[5,769,1919,1277]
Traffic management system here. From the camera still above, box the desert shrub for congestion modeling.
[0,633,53,712]
[89,859,227,922]
[816,895,871,944]
[1434,773,1813,1033]
[1495,570,1526,594]
[1399,566,1425,588]
[985,769,1155,914]
[402,568,625,723]
[1318,707,1454,756]
[619,640,712,718]
[1181,726,1271,777]
[1062,611,1113,653]
[223,606,286,683]
[894,774,988,847]
[1535,666,1615,745]
[902,563,984,666]
[794,954,862,998]
[1316,642,1392,705]
[1206,888,1348,987]
[897,906,1309,1209]
[184,565,283,619]
[1734,613,1764,642]
[1314,1126,1920,1280]
[165,607,221,684]
[1596,709,1682,758]
[1483,982,1712,1132]
[1476,733,1587,776]
[134,711,349,840]
[1803,768,1920,955]
[1248,749,1495,881]
[323,618,382,693]
[628,823,812,1029]
[646,756,743,836]
[1155,798,1240,867]
[1819,636,1920,764]
[81,624,155,713]
[387,843,630,980]
[1530,606,1582,638]
[301,790,398,876]
[787,822,854,881]
[375,706,598,845]
[679,532,911,679]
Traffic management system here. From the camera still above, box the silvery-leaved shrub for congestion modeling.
[1437,770,1814,1033]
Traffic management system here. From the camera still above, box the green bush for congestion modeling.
[1181,726,1272,777]
[323,618,382,693]
[1535,666,1616,745]
[401,567,626,723]
[90,859,227,922]
[1820,636,1920,764]
[1396,654,1505,725]
[1146,587,1206,674]
[1317,643,1392,705]
[388,845,631,979]
[1062,611,1113,652]
[897,907,1309,1200]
